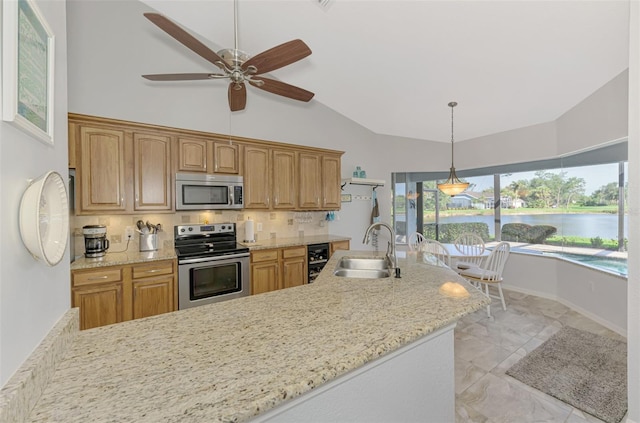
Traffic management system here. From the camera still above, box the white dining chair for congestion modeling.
[407,232,427,251]
[458,241,510,317]
[453,232,486,271]
[420,239,451,267]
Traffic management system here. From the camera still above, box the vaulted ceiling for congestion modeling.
[139,0,630,142]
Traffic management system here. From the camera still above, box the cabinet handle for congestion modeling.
[88,275,109,281]
[142,269,159,274]
[135,194,139,205]
[274,196,279,206]
[215,160,218,172]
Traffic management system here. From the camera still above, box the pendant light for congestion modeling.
[437,101,469,196]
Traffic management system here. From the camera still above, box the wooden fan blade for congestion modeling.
[144,13,226,69]
[242,40,311,75]
[228,83,247,111]
[142,73,225,81]
[249,77,314,102]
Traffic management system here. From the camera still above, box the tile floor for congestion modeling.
[454,289,627,423]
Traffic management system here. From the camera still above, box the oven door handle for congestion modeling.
[179,252,250,265]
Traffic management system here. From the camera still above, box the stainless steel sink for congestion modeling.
[336,257,390,270]
[333,268,391,279]
[333,257,391,279]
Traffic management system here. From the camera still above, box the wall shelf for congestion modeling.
[341,178,385,190]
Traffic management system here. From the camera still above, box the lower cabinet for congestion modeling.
[330,240,350,257]
[71,259,177,330]
[251,246,307,295]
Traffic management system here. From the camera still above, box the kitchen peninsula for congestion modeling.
[25,250,489,422]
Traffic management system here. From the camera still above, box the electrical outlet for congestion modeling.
[125,226,135,239]
[257,222,263,232]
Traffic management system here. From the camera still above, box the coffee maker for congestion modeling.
[83,225,109,258]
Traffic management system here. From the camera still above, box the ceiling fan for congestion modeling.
[142,1,314,112]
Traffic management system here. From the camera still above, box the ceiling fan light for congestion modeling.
[217,48,250,67]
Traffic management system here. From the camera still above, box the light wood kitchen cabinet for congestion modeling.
[133,132,172,211]
[131,260,176,319]
[177,137,208,173]
[251,247,307,294]
[322,154,342,209]
[330,240,350,257]
[71,259,177,330]
[77,125,128,213]
[69,113,342,213]
[72,267,125,330]
[281,246,307,288]
[298,152,322,209]
[250,249,280,294]
[272,149,297,209]
[244,146,271,209]
[177,137,239,174]
[212,141,239,174]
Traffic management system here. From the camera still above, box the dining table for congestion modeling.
[440,243,490,270]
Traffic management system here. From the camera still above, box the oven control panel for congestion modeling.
[175,224,236,236]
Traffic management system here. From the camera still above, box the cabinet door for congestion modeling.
[79,126,127,212]
[133,133,172,211]
[244,146,271,209]
[282,256,306,288]
[178,138,207,172]
[322,155,342,209]
[298,152,322,209]
[133,276,174,319]
[272,149,297,209]
[251,261,279,294]
[73,284,123,330]
[331,240,350,257]
[212,142,239,174]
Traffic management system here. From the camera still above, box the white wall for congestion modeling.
[626,1,639,421]
[0,0,69,385]
[502,254,627,335]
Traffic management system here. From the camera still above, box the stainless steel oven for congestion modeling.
[175,224,250,309]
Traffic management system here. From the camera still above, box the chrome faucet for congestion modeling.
[362,222,401,278]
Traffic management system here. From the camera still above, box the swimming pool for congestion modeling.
[543,252,628,275]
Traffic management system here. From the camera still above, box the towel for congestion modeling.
[371,189,380,224]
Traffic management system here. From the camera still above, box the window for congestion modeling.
[392,142,628,275]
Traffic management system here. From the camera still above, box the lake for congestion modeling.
[437,213,628,239]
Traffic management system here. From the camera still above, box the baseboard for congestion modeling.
[502,286,627,337]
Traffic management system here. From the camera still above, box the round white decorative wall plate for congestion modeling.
[19,171,69,266]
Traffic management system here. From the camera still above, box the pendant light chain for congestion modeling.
[449,101,457,168]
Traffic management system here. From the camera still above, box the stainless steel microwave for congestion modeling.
[176,173,243,210]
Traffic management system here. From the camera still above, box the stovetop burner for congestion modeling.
[174,224,249,260]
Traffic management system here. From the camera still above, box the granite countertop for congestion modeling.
[239,234,350,250]
[70,249,177,271]
[71,235,349,270]
[29,250,489,422]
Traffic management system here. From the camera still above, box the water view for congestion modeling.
[438,213,628,239]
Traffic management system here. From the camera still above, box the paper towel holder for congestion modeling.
[243,217,256,243]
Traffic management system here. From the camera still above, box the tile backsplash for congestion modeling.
[71,211,332,259]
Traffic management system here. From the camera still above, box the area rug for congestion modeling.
[506,326,627,423]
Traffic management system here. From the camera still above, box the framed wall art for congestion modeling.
[2,0,55,146]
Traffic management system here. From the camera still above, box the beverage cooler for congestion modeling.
[307,243,330,283]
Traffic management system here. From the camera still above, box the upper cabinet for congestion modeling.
[177,136,239,175]
[177,137,207,173]
[244,145,271,209]
[69,113,343,214]
[322,154,342,210]
[133,132,172,211]
[298,152,322,209]
[272,149,297,209]
[77,125,128,212]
